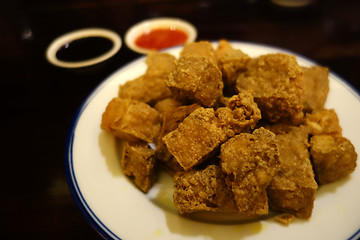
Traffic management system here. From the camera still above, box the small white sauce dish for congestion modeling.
[124,17,197,54]
[46,28,122,68]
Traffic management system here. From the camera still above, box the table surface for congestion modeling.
[2,0,360,239]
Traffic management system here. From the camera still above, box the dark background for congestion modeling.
[2,0,360,239]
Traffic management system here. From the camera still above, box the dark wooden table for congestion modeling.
[2,0,359,239]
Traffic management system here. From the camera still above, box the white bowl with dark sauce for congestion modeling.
[46,28,122,68]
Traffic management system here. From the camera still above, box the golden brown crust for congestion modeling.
[101,98,161,143]
[301,66,329,112]
[305,108,342,135]
[166,55,224,107]
[220,127,279,216]
[163,107,228,170]
[122,141,157,193]
[216,91,261,134]
[236,53,304,124]
[180,41,218,66]
[310,134,357,184]
[275,214,295,225]
[173,165,237,214]
[118,52,176,105]
[265,124,317,219]
[118,75,172,105]
[155,103,201,172]
[145,51,177,78]
[215,39,251,93]
[153,98,183,114]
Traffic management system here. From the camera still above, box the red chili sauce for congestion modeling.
[135,28,188,50]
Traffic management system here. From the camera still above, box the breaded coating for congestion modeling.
[220,128,279,216]
[118,75,172,104]
[158,158,184,176]
[145,51,177,78]
[216,91,261,134]
[301,66,329,112]
[215,39,251,92]
[118,52,176,104]
[167,41,223,107]
[101,98,161,143]
[155,104,201,172]
[305,108,342,135]
[310,134,357,184]
[275,214,295,225]
[163,108,228,170]
[166,55,224,107]
[236,53,304,124]
[122,141,157,193]
[180,41,218,66]
[153,98,183,114]
[173,165,237,214]
[265,124,318,219]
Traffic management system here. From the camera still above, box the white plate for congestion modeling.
[65,41,360,240]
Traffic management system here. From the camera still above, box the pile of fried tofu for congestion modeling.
[101,40,357,224]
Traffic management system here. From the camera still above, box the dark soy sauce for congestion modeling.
[56,37,113,62]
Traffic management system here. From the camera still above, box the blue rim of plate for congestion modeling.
[64,41,360,240]
[64,55,147,240]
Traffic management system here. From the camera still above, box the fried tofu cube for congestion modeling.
[236,53,304,124]
[215,39,251,92]
[310,134,357,184]
[155,103,201,174]
[118,52,176,104]
[180,41,218,66]
[121,141,157,193]
[215,91,261,134]
[153,98,183,114]
[220,127,279,216]
[155,103,201,166]
[118,75,172,104]
[162,108,228,170]
[265,124,318,219]
[145,51,177,78]
[173,165,237,214]
[301,66,329,112]
[305,108,342,135]
[101,98,161,143]
[166,55,224,107]
[167,42,223,107]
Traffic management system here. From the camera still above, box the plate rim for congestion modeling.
[64,41,360,240]
[64,53,149,240]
